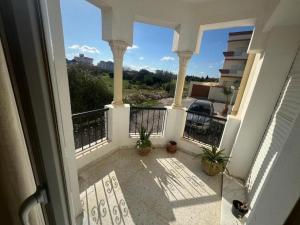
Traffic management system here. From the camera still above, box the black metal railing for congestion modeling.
[183,111,227,146]
[72,108,109,152]
[129,107,167,135]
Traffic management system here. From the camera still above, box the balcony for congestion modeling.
[73,104,242,225]
[219,69,244,78]
[223,51,235,57]
[219,69,230,74]
[223,51,248,60]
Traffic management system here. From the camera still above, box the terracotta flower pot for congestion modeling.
[201,158,223,176]
[166,141,177,153]
[221,104,229,116]
[138,146,151,156]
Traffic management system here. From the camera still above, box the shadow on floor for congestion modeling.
[77,149,222,225]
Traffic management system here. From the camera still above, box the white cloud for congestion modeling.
[160,56,175,61]
[68,44,80,49]
[127,45,139,50]
[68,44,100,54]
[209,65,214,68]
[139,56,144,60]
[127,64,157,72]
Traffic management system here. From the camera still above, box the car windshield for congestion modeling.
[189,103,211,115]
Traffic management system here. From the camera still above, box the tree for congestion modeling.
[67,64,113,113]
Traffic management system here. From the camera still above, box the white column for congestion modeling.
[109,40,128,105]
[172,51,192,108]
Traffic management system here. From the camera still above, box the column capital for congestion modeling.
[177,51,193,62]
[109,40,129,60]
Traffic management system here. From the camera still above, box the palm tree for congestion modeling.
[221,86,233,116]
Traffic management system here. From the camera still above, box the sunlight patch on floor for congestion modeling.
[155,158,216,202]
[80,170,134,225]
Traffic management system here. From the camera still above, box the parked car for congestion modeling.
[185,100,214,133]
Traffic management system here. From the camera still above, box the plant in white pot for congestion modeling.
[198,145,230,176]
[136,126,152,156]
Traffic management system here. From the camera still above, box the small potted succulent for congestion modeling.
[136,126,152,156]
[232,200,249,218]
[197,145,229,176]
[166,141,177,153]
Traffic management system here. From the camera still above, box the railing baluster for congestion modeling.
[157,110,161,135]
[141,109,144,129]
[146,109,149,131]
[152,109,155,132]
[105,110,108,140]
[87,117,90,148]
[80,117,83,151]
[99,112,102,142]
[135,109,138,134]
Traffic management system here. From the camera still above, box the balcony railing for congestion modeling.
[183,110,227,146]
[72,108,109,153]
[129,106,166,135]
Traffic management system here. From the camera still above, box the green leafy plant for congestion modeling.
[198,145,230,172]
[136,126,153,149]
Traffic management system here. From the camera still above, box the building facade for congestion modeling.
[97,60,114,72]
[72,53,93,65]
[219,31,253,87]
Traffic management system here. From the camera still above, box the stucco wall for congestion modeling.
[227,27,300,179]
[208,86,237,103]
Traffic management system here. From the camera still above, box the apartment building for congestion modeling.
[72,53,93,65]
[97,60,114,72]
[219,31,253,87]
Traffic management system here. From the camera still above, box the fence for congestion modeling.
[183,110,227,146]
[129,107,167,135]
[72,108,109,152]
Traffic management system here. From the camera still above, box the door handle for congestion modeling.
[19,185,48,225]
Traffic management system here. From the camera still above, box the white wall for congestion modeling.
[219,115,241,156]
[227,27,300,179]
[208,86,237,103]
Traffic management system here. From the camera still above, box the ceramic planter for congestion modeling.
[166,141,177,153]
[138,146,151,156]
[232,200,249,218]
[201,158,223,176]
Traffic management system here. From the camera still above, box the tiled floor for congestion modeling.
[78,148,222,225]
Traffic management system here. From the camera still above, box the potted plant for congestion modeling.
[166,141,177,153]
[136,126,152,156]
[232,200,249,218]
[198,145,229,176]
[221,86,233,116]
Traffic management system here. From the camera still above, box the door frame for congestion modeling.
[0,0,81,224]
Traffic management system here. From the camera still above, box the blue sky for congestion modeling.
[61,0,253,77]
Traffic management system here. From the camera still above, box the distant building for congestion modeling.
[97,61,114,72]
[68,54,93,65]
[219,31,253,87]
